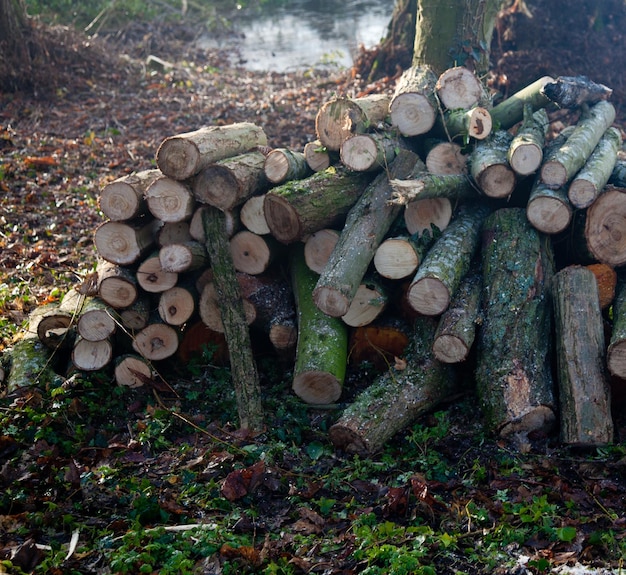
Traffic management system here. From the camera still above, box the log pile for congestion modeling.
[3,68,624,452]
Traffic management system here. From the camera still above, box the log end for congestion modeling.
[469,108,492,140]
[432,334,469,364]
[568,178,597,209]
[585,188,626,266]
[263,193,302,244]
[293,371,342,404]
[498,405,556,438]
[156,137,200,181]
[99,182,142,221]
[407,277,450,316]
[389,93,436,137]
[312,286,351,318]
[540,160,568,188]
[509,143,543,176]
[477,164,516,199]
[526,196,572,235]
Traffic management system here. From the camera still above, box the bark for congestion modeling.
[114,354,155,388]
[609,158,626,188]
[540,101,616,187]
[469,130,516,199]
[424,140,467,175]
[264,148,312,184]
[94,219,159,266]
[77,297,117,342]
[407,202,491,316]
[552,266,613,445]
[202,206,264,431]
[476,208,556,437]
[341,278,389,328]
[156,123,267,181]
[132,320,180,361]
[97,260,139,309]
[541,75,613,110]
[199,279,256,333]
[585,186,626,266]
[507,106,549,176]
[608,273,626,379]
[526,181,572,235]
[315,94,390,151]
[158,285,197,326]
[390,173,476,205]
[99,169,158,221]
[263,167,373,244]
[329,316,456,455]
[303,140,335,172]
[159,240,208,273]
[230,230,284,275]
[339,132,399,172]
[290,245,348,405]
[136,252,179,293]
[156,221,192,247]
[193,150,268,211]
[303,229,340,274]
[389,65,438,136]
[189,205,240,242]
[436,66,489,110]
[312,151,419,317]
[434,106,492,142]
[144,176,195,223]
[568,126,621,208]
[240,195,270,235]
[432,269,481,363]
[489,76,554,130]
[404,197,452,236]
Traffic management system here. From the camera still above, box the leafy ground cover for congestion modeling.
[2,4,626,574]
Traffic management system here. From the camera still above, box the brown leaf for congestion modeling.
[220,543,261,567]
[221,460,267,501]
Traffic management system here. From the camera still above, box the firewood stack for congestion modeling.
[7,67,626,452]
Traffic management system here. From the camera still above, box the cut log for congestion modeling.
[263,167,373,244]
[156,123,268,181]
[99,169,158,221]
[264,148,312,184]
[432,269,481,364]
[329,316,456,455]
[229,230,283,276]
[303,229,340,274]
[607,274,626,379]
[72,336,113,371]
[586,263,617,310]
[469,130,516,199]
[202,206,264,431]
[436,66,488,110]
[389,65,438,136]
[132,319,180,361]
[424,139,467,175]
[290,245,348,404]
[541,75,613,110]
[77,297,117,342]
[315,94,390,151]
[313,151,419,317]
[488,76,554,130]
[189,205,240,242]
[339,132,399,172]
[404,197,452,236]
[568,126,621,209]
[192,150,268,211]
[35,288,85,350]
[156,221,192,246]
[341,279,388,328]
[119,297,150,331]
[303,140,335,172]
[434,106,492,141]
[94,218,158,266]
[540,101,616,187]
[348,315,412,371]
[240,195,270,235]
[476,208,556,437]
[389,172,476,205]
[507,106,549,176]
[145,176,195,223]
[158,284,197,326]
[526,181,572,235]
[552,265,613,445]
[159,240,208,273]
[199,280,256,333]
[136,252,179,293]
[114,354,155,388]
[407,202,491,316]
[374,232,435,280]
[585,186,626,266]
[97,260,139,309]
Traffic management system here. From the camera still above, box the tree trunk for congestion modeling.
[264,148,311,184]
[476,208,556,437]
[329,316,456,455]
[585,186,626,266]
[390,172,477,205]
[99,169,158,221]
[469,130,516,199]
[389,65,438,137]
[552,265,613,445]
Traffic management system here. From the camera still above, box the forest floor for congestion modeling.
[1,1,626,573]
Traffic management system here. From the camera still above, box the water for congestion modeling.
[204,0,393,72]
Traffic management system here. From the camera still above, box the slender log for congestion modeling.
[263,167,373,244]
[189,205,240,242]
[476,208,556,437]
[329,316,456,455]
[159,240,208,273]
[158,284,197,326]
[488,76,554,130]
[585,186,626,266]
[507,106,548,176]
[119,297,150,331]
[436,66,489,110]
[568,126,621,208]
[229,230,283,275]
[202,206,264,431]
[77,297,117,342]
[341,279,388,328]
[469,130,516,199]
[608,274,626,379]
[374,231,435,280]
[132,320,180,361]
[192,150,268,211]
[264,148,312,184]
[407,202,491,316]
[404,197,452,236]
[114,354,155,388]
[390,172,476,205]
[156,221,192,246]
[35,288,85,350]
[313,151,419,317]
[240,195,270,235]
[540,101,616,187]
[424,139,467,175]
[552,265,613,445]
[541,75,613,110]
[340,132,399,172]
[303,140,335,172]
[432,269,481,363]
[315,94,390,151]
[348,315,411,371]
[156,123,268,181]
[145,176,195,223]
[389,65,438,136]
[434,106,492,141]
[72,336,113,371]
[136,252,179,293]
[97,260,139,309]
[290,245,348,405]
[303,229,340,274]
[99,169,159,221]
[94,218,158,266]
[526,181,572,235]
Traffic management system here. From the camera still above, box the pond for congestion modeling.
[202,0,394,72]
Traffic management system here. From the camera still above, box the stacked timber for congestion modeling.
[3,69,623,452]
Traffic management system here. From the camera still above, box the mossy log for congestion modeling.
[476,208,556,437]
[488,76,554,130]
[552,266,613,445]
[329,316,456,455]
[290,245,348,405]
[469,130,516,199]
[389,173,476,206]
[389,65,438,137]
[507,105,548,176]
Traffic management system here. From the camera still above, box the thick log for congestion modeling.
[348,315,411,371]
[313,151,419,317]
[407,202,491,316]
[329,316,456,455]
[303,140,335,172]
[159,240,208,273]
[156,123,268,181]
[432,269,481,363]
[424,139,467,175]
[202,206,264,431]
[119,297,150,331]
[35,288,85,350]
[240,195,270,235]
[568,126,621,208]
[389,65,438,137]
[114,354,155,388]
[77,297,117,342]
[434,106,492,141]
[341,279,388,328]
[476,208,556,437]
[132,319,180,361]
[158,284,197,326]
[436,66,488,110]
[340,132,399,172]
[469,130,516,199]
[97,260,139,309]
[488,76,554,130]
[192,150,268,211]
[145,176,195,223]
[585,186,626,266]
[156,221,192,246]
[189,205,240,242]
[136,252,179,293]
[540,101,616,187]
[552,265,613,445]
[94,218,158,266]
[526,181,572,235]
[507,106,548,176]
[404,197,452,236]
[608,274,626,379]
[541,75,613,110]
[290,245,348,405]
[229,230,283,276]
[303,229,340,274]
[72,336,113,371]
[99,169,158,221]
[263,167,373,244]
[315,94,390,151]
[264,148,311,184]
